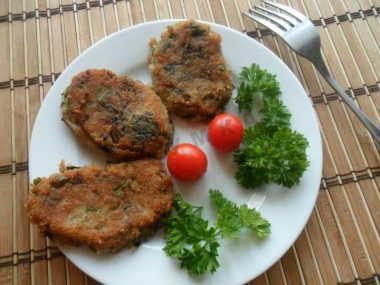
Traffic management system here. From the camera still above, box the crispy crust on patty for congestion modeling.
[26,160,174,252]
[61,69,173,160]
[148,19,233,122]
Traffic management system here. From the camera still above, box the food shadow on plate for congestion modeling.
[64,129,109,168]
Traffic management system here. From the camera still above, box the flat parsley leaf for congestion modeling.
[238,204,271,238]
[164,191,271,275]
[163,194,220,275]
[209,189,242,239]
[209,189,271,239]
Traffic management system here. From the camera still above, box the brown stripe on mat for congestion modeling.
[0,243,378,284]
[0,165,12,174]
[0,247,62,268]
[0,246,377,285]
[1,76,377,106]
[322,17,337,26]
[102,0,115,5]
[339,275,380,285]
[337,14,349,22]
[1,6,379,25]
[310,84,380,105]
[320,167,380,189]
[3,159,379,191]
[16,162,28,172]
[76,3,87,11]
[89,1,101,8]
[0,162,28,174]
[0,73,61,90]
[61,5,74,13]
[0,14,8,22]
[49,8,61,17]
[0,81,10,89]
[10,13,23,21]
[245,7,379,38]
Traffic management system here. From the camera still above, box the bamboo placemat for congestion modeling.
[0,0,379,284]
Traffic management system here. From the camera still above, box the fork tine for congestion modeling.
[243,11,285,36]
[249,7,292,31]
[254,5,299,26]
[262,0,307,21]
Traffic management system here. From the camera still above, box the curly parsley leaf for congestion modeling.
[234,123,310,189]
[234,63,281,112]
[259,97,291,131]
[164,192,271,275]
[233,63,310,189]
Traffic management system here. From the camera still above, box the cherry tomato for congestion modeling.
[167,143,208,181]
[208,113,244,153]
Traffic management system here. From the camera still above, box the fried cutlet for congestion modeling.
[61,69,173,160]
[148,19,233,122]
[26,159,174,252]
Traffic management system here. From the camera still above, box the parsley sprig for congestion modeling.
[163,190,271,275]
[234,122,310,188]
[210,190,271,239]
[234,63,281,112]
[163,194,220,275]
[233,63,310,189]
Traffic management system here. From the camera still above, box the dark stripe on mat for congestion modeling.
[0,73,61,90]
[246,7,379,38]
[0,162,28,174]
[0,5,379,26]
[2,161,380,192]
[1,0,124,22]
[320,166,380,190]
[0,247,62,268]
[311,84,380,105]
[339,275,380,285]
[0,248,379,285]
[1,75,378,107]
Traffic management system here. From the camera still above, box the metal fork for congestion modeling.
[243,0,380,144]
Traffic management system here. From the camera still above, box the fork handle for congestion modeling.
[311,52,380,144]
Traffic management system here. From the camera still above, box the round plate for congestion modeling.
[29,19,323,285]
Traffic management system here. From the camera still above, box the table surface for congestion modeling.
[1,0,379,284]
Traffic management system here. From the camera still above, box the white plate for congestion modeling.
[29,20,323,285]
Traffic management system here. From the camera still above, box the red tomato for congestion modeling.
[208,113,244,153]
[167,143,208,181]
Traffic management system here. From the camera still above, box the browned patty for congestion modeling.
[26,160,174,252]
[61,69,173,160]
[148,20,233,122]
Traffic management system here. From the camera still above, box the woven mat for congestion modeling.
[0,0,379,284]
